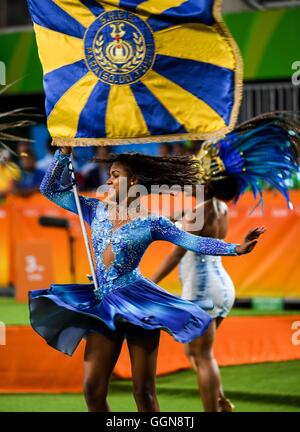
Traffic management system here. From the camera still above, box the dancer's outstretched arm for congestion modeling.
[150,216,265,256]
[151,245,186,284]
[40,148,100,225]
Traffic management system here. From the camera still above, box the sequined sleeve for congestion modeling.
[40,150,101,225]
[150,216,239,256]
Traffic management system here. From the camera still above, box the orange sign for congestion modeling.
[1,191,300,300]
[0,205,10,287]
[15,241,54,302]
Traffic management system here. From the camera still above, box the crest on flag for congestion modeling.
[27,0,243,146]
[84,10,156,85]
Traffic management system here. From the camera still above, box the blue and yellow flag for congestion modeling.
[27,0,243,146]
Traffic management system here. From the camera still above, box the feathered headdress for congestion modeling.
[197,112,300,208]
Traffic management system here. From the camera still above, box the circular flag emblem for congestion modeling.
[84,10,156,86]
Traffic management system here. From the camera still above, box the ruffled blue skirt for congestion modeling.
[29,272,212,356]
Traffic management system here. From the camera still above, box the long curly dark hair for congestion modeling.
[206,177,240,203]
[96,152,201,192]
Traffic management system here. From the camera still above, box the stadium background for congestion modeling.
[0,0,300,412]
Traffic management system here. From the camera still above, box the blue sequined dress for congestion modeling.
[29,150,239,355]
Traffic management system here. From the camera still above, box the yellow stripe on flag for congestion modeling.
[48,72,99,138]
[155,24,235,70]
[141,70,225,133]
[137,0,187,15]
[34,24,84,75]
[100,0,120,10]
[53,0,96,29]
[106,86,149,138]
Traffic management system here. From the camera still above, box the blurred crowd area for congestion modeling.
[1,138,300,204]
[0,140,203,203]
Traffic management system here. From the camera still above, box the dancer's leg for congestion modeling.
[215,317,235,412]
[83,326,124,412]
[215,317,226,400]
[185,319,221,412]
[126,324,160,412]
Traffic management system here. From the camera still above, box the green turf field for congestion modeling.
[0,361,299,412]
[0,296,300,325]
[1,297,300,412]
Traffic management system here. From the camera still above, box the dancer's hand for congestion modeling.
[235,226,266,255]
[60,146,72,155]
[244,227,266,243]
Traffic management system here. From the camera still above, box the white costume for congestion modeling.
[179,199,235,319]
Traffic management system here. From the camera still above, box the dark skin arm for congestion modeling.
[151,207,266,284]
[60,146,72,155]
[59,150,265,281]
[236,228,266,254]
[151,245,187,284]
[151,227,266,284]
[152,200,215,284]
[13,186,39,197]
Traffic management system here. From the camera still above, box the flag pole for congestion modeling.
[68,158,99,293]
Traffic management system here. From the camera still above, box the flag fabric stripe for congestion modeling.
[145,0,215,31]
[123,0,215,22]
[27,0,86,39]
[152,0,214,24]
[130,81,187,135]
[53,0,97,29]
[145,17,179,33]
[76,82,110,138]
[137,0,187,16]
[153,54,234,125]
[141,70,226,134]
[34,24,84,75]
[106,86,149,138]
[45,60,89,116]
[148,1,215,31]
[28,0,242,144]
[48,71,99,138]
[155,24,235,70]
[79,0,105,16]
[120,0,145,8]
[101,0,121,9]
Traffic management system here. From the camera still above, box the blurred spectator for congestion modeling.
[14,151,45,197]
[36,140,55,173]
[83,146,111,191]
[16,140,30,157]
[190,140,203,155]
[73,146,96,173]
[159,143,173,157]
[173,142,186,155]
[0,149,21,202]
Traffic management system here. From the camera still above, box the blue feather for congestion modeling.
[216,119,300,207]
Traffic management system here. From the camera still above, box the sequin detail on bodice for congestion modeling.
[39,150,239,299]
[90,204,153,295]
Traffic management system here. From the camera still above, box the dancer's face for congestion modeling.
[106,162,135,203]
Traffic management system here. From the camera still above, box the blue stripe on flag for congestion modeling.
[76,82,110,138]
[44,60,88,116]
[146,16,181,33]
[131,81,186,135]
[27,0,86,38]
[80,0,105,16]
[153,55,234,126]
[147,0,215,32]
[120,0,145,8]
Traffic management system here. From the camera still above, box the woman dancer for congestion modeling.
[29,147,263,413]
[151,178,243,412]
[151,113,300,412]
